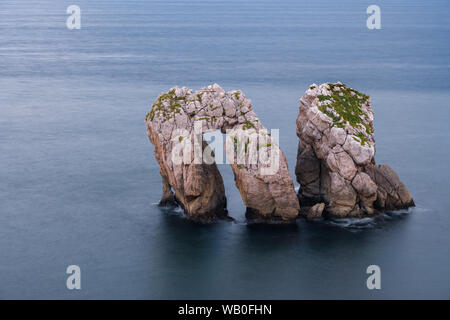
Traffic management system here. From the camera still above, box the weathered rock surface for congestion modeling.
[302,203,325,220]
[146,84,299,222]
[295,82,414,218]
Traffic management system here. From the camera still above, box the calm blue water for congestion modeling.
[0,0,449,299]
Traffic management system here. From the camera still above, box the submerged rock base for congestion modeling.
[295,83,414,219]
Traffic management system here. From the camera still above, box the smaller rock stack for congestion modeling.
[295,82,414,219]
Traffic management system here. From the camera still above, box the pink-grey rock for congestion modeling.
[303,203,325,220]
[146,84,299,222]
[295,82,414,218]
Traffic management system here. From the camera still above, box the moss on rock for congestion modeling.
[315,83,372,145]
[147,89,186,122]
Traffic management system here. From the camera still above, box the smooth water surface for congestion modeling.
[0,0,449,299]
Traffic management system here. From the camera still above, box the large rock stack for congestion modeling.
[146,84,299,222]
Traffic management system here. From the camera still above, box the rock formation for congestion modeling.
[295,82,414,219]
[146,84,299,222]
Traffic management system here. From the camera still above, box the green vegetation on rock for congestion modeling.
[316,83,373,145]
[242,120,255,130]
[147,89,186,122]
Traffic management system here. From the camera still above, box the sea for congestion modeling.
[0,0,449,298]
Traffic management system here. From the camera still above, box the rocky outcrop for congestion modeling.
[304,203,325,220]
[295,82,414,218]
[146,84,299,222]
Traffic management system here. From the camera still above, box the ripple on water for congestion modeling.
[322,209,414,230]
